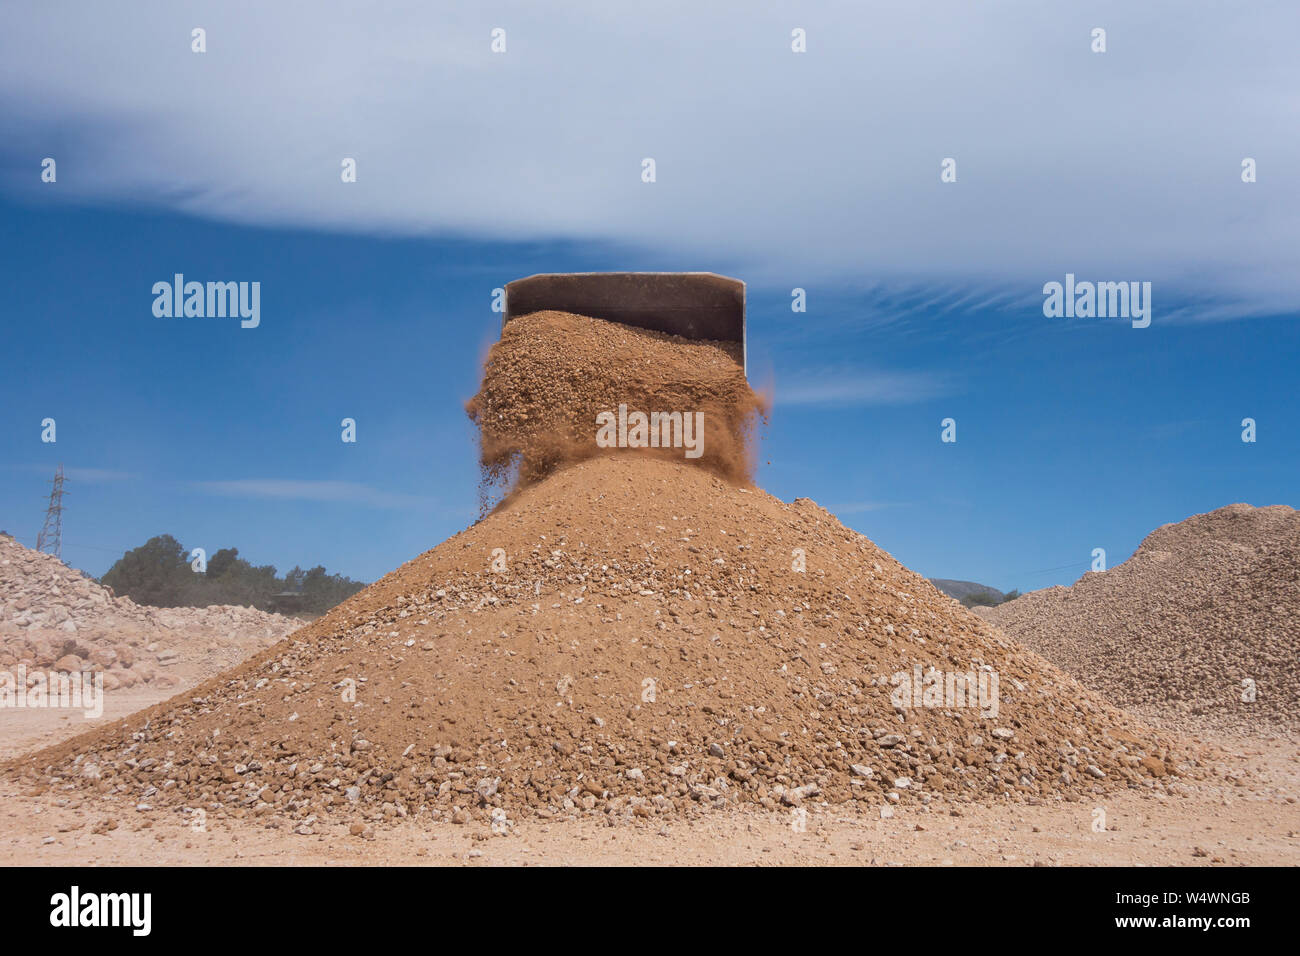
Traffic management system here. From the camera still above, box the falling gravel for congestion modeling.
[468,310,766,499]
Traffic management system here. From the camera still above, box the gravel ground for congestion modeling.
[3,736,1295,866]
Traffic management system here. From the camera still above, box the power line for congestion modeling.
[1021,561,1090,576]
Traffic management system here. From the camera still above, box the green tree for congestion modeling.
[101,535,366,614]
[283,565,306,592]
[101,534,191,606]
[207,546,240,579]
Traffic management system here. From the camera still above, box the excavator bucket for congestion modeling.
[503,272,747,376]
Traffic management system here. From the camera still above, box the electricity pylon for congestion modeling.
[35,464,66,560]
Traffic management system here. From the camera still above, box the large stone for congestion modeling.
[53,654,84,673]
[89,646,118,668]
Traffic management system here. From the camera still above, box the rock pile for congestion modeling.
[0,535,297,691]
[982,504,1300,736]
[6,312,1202,832]
[10,458,1195,831]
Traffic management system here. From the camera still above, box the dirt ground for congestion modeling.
[3,717,1295,866]
[0,690,175,763]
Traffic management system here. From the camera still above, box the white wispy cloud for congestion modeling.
[777,369,951,407]
[65,467,139,482]
[1,1,1297,316]
[3,464,140,483]
[193,479,434,510]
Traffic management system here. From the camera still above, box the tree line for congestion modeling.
[100,534,365,615]
[962,589,1020,608]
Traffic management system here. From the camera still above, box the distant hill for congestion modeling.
[929,579,1006,605]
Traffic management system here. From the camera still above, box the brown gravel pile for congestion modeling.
[982,504,1300,736]
[0,535,297,690]
[10,457,1195,832]
[467,310,765,495]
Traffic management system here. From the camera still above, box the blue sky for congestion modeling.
[2,1,1297,591]
[2,197,1295,591]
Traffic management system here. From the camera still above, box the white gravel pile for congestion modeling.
[982,504,1299,736]
[0,535,297,690]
